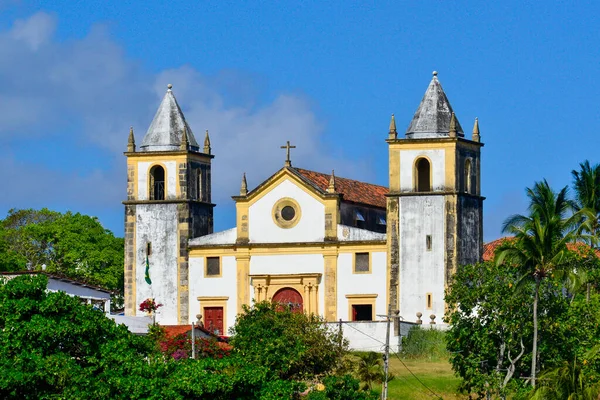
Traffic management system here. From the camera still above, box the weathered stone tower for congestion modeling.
[386,72,483,323]
[124,84,214,324]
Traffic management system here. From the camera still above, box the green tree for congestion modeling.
[355,352,382,391]
[229,301,347,381]
[496,180,578,388]
[446,261,533,396]
[571,160,600,300]
[1,209,124,292]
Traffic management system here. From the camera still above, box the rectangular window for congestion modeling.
[354,253,370,273]
[426,235,432,251]
[426,293,432,309]
[146,242,152,256]
[351,304,373,321]
[206,257,221,277]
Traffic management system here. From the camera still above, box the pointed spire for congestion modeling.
[388,114,397,139]
[406,71,464,139]
[472,117,480,142]
[139,84,200,151]
[240,173,248,196]
[449,112,457,138]
[203,130,211,154]
[180,125,189,150]
[127,126,136,152]
[327,170,336,193]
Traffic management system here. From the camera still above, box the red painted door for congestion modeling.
[204,307,224,335]
[272,288,303,312]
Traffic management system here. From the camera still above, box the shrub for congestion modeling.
[400,326,448,360]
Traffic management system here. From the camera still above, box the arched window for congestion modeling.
[415,158,431,192]
[464,159,472,193]
[149,165,165,200]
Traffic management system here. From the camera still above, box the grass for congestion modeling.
[374,358,464,399]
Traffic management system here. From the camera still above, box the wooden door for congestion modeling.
[272,288,303,312]
[204,307,224,335]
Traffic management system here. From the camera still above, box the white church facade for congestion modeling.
[123,73,483,335]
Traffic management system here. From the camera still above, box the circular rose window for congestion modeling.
[281,205,296,221]
[272,198,301,229]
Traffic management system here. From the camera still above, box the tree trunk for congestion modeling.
[531,277,540,388]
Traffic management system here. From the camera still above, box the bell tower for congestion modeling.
[386,72,483,323]
[123,84,214,324]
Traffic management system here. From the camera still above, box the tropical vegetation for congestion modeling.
[446,160,600,399]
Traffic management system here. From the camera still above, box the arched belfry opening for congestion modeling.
[465,159,472,193]
[415,158,431,192]
[149,165,165,200]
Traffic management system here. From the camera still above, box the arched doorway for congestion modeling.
[272,287,303,312]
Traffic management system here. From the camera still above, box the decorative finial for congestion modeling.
[203,130,211,154]
[388,114,397,139]
[280,141,296,167]
[167,83,173,90]
[449,112,457,138]
[180,125,189,150]
[240,173,248,196]
[327,170,336,193]
[127,126,136,152]
[472,117,480,142]
[432,71,438,77]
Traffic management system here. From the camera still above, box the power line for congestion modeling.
[391,350,444,400]
[342,322,444,399]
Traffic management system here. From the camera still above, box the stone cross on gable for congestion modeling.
[280,141,296,167]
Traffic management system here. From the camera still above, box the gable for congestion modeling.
[248,178,326,243]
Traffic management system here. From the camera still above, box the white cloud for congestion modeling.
[0,12,372,231]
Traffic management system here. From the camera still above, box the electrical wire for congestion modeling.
[342,322,444,399]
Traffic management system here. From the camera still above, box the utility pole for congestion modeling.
[378,311,400,400]
[191,321,196,359]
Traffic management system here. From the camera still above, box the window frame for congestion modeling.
[353,252,371,274]
[205,256,222,278]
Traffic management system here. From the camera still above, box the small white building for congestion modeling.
[1,271,112,313]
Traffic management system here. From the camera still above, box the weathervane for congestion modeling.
[280,141,296,167]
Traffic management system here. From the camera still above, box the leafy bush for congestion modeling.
[400,326,448,360]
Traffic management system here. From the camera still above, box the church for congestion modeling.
[123,72,484,335]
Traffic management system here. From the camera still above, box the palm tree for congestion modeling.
[355,352,382,390]
[495,180,578,388]
[571,160,600,300]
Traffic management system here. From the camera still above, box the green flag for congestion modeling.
[145,255,152,285]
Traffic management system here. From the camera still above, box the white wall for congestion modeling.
[334,321,400,353]
[399,195,446,323]
[135,204,179,325]
[336,251,387,321]
[188,255,237,333]
[248,179,325,243]
[137,160,177,200]
[399,149,445,192]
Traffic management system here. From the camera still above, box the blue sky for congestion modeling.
[1,1,599,241]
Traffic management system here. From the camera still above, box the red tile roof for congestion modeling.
[483,237,600,262]
[294,168,388,208]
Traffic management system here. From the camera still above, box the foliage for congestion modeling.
[446,261,534,396]
[400,326,448,361]
[530,356,600,399]
[139,297,163,313]
[0,274,160,399]
[306,375,378,400]
[0,208,124,295]
[355,352,383,390]
[0,275,375,399]
[496,179,578,388]
[230,301,347,381]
